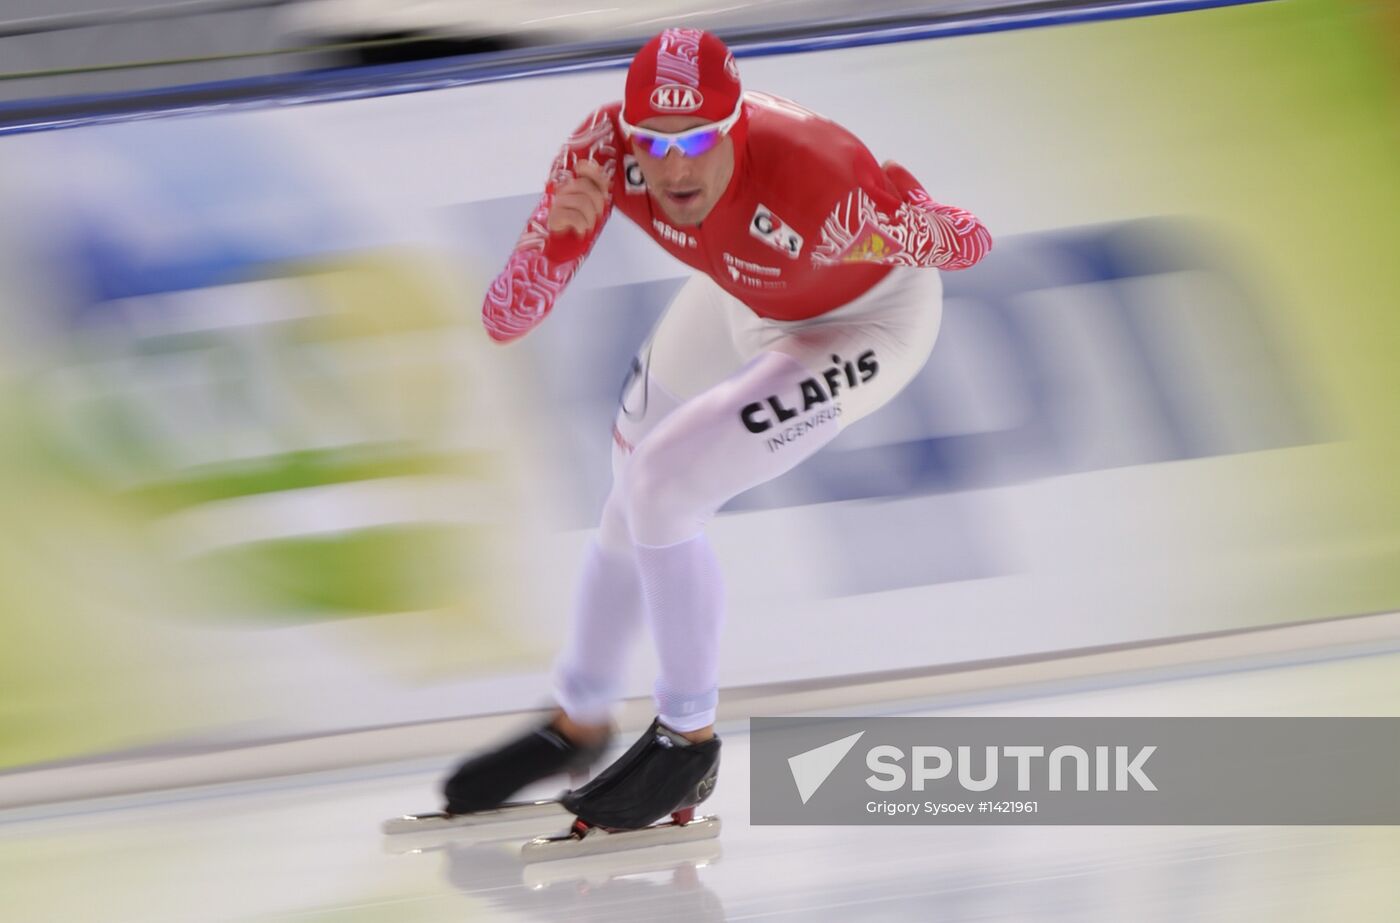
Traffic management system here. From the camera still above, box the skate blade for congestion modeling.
[381,799,565,835]
[520,815,721,863]
[521,839,721,889]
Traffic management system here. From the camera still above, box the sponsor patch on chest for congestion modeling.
[749,203,804,259]
[653,218,697,249]
[722,251,786,290]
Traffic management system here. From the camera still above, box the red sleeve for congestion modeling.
[481,106,622,344]
[809,159,992,271]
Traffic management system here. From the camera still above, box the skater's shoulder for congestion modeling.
[742,92,879,198]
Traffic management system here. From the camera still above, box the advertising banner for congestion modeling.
[0,0,1396,770]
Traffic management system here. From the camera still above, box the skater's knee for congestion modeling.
[622,424,725,546]
[618,385,746,546]
[596,488,634,554]
[620,452,698,547]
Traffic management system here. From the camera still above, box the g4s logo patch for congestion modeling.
[749,203,804,259]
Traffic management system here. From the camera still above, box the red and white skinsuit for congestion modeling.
[485,91,992,734]
[483,91,991,341]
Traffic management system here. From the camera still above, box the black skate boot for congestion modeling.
[519,718,722,860]
[442,717,613,815]
[561,718,720,828]
[382,718,613,835]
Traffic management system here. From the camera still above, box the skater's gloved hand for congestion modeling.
[547,160,611,238]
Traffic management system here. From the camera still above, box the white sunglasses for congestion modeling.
[619,100,743,158]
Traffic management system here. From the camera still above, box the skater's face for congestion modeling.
[631,115,735,227]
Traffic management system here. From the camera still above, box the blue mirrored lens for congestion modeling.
[675,130,722,157]
[639,135,671,157]
[634,129,722,158]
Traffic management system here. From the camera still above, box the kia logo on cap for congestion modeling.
[651,85,704,113]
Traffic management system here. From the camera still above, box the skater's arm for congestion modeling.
[482,107,622,344]
[880,160,992,270]
[810,158,992,271]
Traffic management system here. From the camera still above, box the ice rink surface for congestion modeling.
[4,645,1400,922]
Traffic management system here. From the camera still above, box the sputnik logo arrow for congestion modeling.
[788,731,865,804]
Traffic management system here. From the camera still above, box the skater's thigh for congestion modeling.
[647,274,750,400]
[739,268,944,428]
[618,270,944,546]
[612,273,747,461]
[620,349,845,546]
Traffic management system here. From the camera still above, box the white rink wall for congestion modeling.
[1,0,1398,769]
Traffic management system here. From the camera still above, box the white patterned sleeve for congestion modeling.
[481,107,621,343]
[810,160,991,271]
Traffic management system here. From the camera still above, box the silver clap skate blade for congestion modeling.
[521,838,721,889]
[520,813,721,863]
[381,799,566,835]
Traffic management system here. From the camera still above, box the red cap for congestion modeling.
[623,29,742,126]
